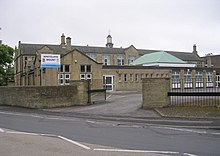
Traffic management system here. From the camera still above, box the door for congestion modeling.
[103,75,115,91]
[217,75,220,87]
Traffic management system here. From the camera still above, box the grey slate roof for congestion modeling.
[19,43,201,61]
[20,43,66,55]
[73,45,124,54]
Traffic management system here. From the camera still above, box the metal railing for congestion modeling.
[168,87,220,107]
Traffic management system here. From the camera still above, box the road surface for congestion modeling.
[0,110,219,156]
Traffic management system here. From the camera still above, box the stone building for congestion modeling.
[14,33,220,91]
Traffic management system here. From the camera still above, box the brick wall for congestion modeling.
[0,80,90,108]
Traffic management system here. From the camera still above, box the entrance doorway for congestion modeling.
[217,75,220,87]
[103,75,115,91]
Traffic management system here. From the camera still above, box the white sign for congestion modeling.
[41,54,60,68]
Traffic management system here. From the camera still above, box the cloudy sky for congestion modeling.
[0,0,220,56]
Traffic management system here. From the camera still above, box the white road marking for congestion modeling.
[6,131,39,136]
[1,127,199,155]
[94,148,179,154]
[0,128,4,133]
[106,94,112,99]
[86,120,96,124]
[154,126,220,135]
[0,111,78,122]
[58,136,91,150]
[183,153,198,156]
[0,111,44,119]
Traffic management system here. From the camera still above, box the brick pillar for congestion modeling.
[142,78,171,108]
[70,80,91,105]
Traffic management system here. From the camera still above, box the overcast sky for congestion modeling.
[0,0,220,56]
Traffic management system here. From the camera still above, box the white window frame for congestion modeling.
[65,74,70,85]
[184,70,192,88]
[86,74,92,80]
[102,55,110,65]
[172,71,180,88]
[58,73,64,85]
[117,55,124,66]
[80,74,86,80]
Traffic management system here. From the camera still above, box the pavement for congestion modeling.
[0,128,165,156]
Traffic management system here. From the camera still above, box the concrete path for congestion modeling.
[46,92,160,118]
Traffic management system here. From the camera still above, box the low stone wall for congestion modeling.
[142,78,171,108]
[0,80,90,108]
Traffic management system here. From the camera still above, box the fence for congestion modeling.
[168,87,220,107]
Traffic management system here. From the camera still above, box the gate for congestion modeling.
[88,89,107,104]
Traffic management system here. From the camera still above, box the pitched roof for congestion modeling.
[73,45,124,54]
[20,43,66,55]
[19,43,201,61]
[131,51,186,65]
[138,49,201,61]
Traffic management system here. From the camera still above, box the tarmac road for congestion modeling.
[0,111,220,156]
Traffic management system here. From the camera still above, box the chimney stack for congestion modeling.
[61,33,65,47]
[66,37,71,51]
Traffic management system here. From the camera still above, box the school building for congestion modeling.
[14,34,220,91]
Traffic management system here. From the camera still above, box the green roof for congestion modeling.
[131,51,186,65]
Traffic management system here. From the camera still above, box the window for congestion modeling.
[81,65,85,73]
[184,70,192,88]
[124,74,127,82]
[184,71,192,83]
[196,72,203,82]
[65,74,70,84]
[64,65,70,73]
[128,56,135,64]
[86,65,91,72]
[58,74,64,85]
[206,72,213,87]
[172,71,180,83]
[80,65,91,73]
[58,65,70,85]
[117,55,124,66]
[80,74,85,80]
[102,55,110,65]
[86,74,92,80]
[135,74,138,81]
[196,71,203,88]
[80,65,92,81]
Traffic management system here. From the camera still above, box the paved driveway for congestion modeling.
[47,92,159,118]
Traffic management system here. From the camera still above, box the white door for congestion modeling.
[103,75,115,91]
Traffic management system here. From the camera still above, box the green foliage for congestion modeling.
[0,44,14,86]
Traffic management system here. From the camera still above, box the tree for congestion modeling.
[0,44,14,86]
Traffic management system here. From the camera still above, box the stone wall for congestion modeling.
[0,80,90,108]
[142,78,171,108]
